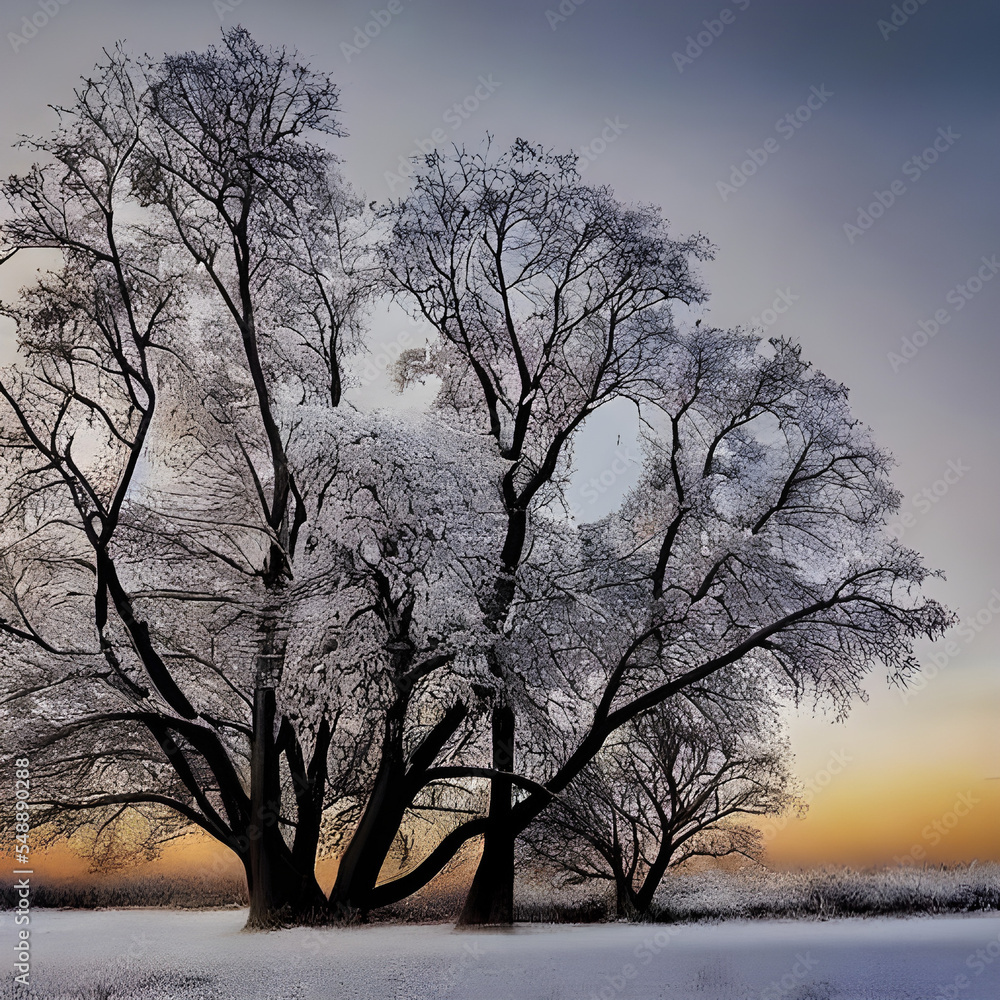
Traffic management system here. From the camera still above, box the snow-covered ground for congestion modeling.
[4,908,999,999]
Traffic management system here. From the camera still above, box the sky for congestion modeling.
[0,0,997,870]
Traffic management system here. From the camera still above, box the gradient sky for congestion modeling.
[1,0,997,868]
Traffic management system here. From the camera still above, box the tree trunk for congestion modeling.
[458,499,526,925]
[246,685,281,928]
[330,699,469,914]
[329,723,406,914]
[632,839,674,916]
[610,828,639,920]
[458,704,515,925]
[615,877,640,920]
[243,848,327,929]
[245,686,327,928]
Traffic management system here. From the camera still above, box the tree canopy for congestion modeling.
[0,29,951,929]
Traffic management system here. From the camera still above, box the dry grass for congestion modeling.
[0,871,248,911]
[646,863,1000,923]
[4,862,996,925]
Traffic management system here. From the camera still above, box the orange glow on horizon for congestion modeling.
[8,766,997,892]
[763,769,1000,869]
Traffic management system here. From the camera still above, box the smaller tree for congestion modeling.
[522,682,796,918]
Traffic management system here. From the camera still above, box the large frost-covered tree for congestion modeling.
[0,32,951,931]
[380,139,713,923]
[0,31,503,929]
[374,204,952,919]
[0,31,367,927]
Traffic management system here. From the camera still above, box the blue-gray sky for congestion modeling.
[1,0,997,863]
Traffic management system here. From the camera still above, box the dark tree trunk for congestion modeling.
[329,716,407,914]
[246,685,284,928]
[615,877,640,920]
[632,867,667,916]
[243,851,327,929]
[610,828,639,919]
[458,497,526,925]
[287,717,332,883]
[632,838,674,916]
[458,704,515,925]
[245,686,327,928]
[331,699,469,914]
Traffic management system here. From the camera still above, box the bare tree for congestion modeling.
[0,31,378,928]
[364,254,952,922]
[0,33,507,928]
[0,42,952,932]
[522,683,796,918]
[381,138,712,923]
